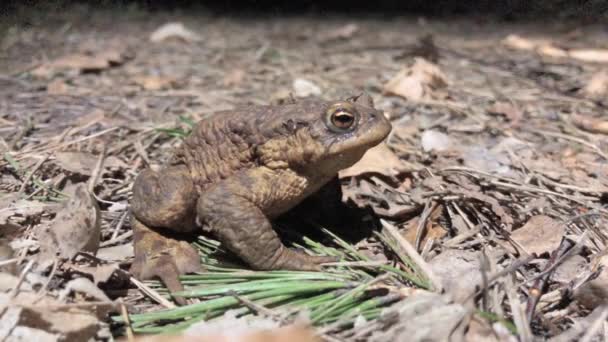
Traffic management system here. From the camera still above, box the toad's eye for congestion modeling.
[326,103,357,132]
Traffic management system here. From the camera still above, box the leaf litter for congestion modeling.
[2,5,608,342]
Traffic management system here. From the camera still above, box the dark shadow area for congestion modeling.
[2,0,607,20]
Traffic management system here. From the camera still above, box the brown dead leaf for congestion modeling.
[510,215,565,256]
[383,57,448,101]
[402,205,446,247]
[571,114,608,135]
[222,69,246,87]
[150,22,201,43]
[39,183,101,259]
[574,255,608,310]
[133,75,178,90]
[54,151,126,176]
[339,144,406,178]
[582,70,608,98]
[502,34,608,64]
[31,47,131,78]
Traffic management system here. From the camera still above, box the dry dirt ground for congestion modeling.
[1,4,608,342]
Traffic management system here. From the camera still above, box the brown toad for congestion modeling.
[130,94,391,301]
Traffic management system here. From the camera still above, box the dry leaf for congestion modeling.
[39,183,101,259]
[569,49,608,63]
[339,144,406,178]
[292,78,321,98]
[222,69,246,87]
[402,206,446,247]
[502,34,608,64]
[582,70,608,98]
[132,75,178,90]
[54,151,126,176]
[31,47,131,78]
[383,57,448,101]
[150,22,201,43]
[571,114,608,135]
[510,215,565,256]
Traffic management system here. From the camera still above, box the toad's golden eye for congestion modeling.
[331,110,355,130]
[326,103,358,132]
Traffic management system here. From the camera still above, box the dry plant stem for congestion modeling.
[380,219,443,292]
[88,143,107,193]
[129,277,176,309]
[119,299,135,342]
[9,259,34,299]
[506,273,533,342]
[18,153,50,194]
[462,255,534,303]
[35,259,59,302]
[537,130,608,160]
[525,238,580,322]
[100,230,132,247]
[414,200,437,252]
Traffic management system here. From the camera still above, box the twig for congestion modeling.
[88,143,107,193]
[381,219,443,292]
[506,273,533,342]
[129,277,176,309]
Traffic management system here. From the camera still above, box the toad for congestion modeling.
[130,94,392,302]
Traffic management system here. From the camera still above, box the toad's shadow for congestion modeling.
[274,197,380,248]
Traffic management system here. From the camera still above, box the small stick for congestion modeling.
[381,219,443,292]
[88,144,107,193]
[129,277,176,309]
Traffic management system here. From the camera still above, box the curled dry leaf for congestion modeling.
[31,47,131,78]
[383,57,448,101]
[39,183,101,259]
[339,143,406,178]
[502,34,608,64]
[150,22,201,43]
[132,75,178,91]
[571,113,608,135]
[509,215,565,256]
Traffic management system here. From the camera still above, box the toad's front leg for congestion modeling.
[197,168,335,271]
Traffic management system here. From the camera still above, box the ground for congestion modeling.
[1,4,608,342]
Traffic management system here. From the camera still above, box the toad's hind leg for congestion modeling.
[197,169,336,271]
[130,165,202,304]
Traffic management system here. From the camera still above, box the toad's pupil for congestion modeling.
[333,111,354,127]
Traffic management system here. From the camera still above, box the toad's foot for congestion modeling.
[130,216,202,305]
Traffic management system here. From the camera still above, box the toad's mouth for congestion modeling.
[326,117,392,156]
